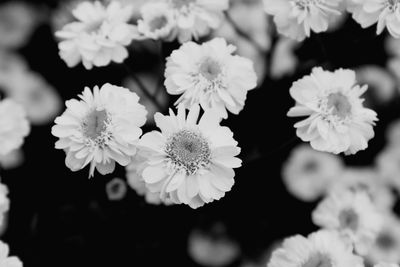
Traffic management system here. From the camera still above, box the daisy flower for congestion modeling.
[51,83,147,178]
[267,230,364,267]
[348,0,400,38]
[165,38,257,119]
[312,190,383,255]
[55,1,137,69]
[0,99,30,156]
[287,67,378,155]
[138,104,241,209]
[0,241,22,267]
[263,0,343,41]
[282,144,344,202]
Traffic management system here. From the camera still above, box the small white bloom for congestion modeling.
[287,67,378,155]
[264,0,342,41]
[165,38,257,119]
[268,230,364,267]
[0,99,30,156]
[106,177,127,201]
[0,241,22,267]
[51,83,147,178]
[55,1,137,69]
[138,104,241,209]
[348,0,400,38]
[282,144,344,202]
[312,190,383,255]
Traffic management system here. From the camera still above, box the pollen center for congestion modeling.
[376,232,396,249]
[83,109,109,140]
[302,253,332,267]
[327,92,352,119]
[149,16,168,31]
[199,58,222,81]
[85,19,103,34]
[339,208,359,231]
[165,129,211,175]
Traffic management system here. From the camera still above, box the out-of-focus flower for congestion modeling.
[0,1,41,49]
[348,0,400,38]
[0,241,22,267]
[51,83,147,178]
[287,67,378,155]
[312,190,383,255]
[0,149,24,170]
[0,184,9,229]
[270,37,299,80]
[106,177,128,201]
[329,167,395,211]
[55,1,137,69]
[282,144,344,202]
[188,224,240,267]
[375,145,400,194]
[138,104,241,209]
[0,99,30,156]
[267,230,363,267]
[367,212,400,265]
[264,0,342,41]
[165,38,257,119]
[385,119,400,146]
[374,263,400,267]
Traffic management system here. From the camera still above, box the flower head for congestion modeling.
[138,104,241,209]
[55,1,137,69]
[0,241,22,267]
[165,38,257,119]
[52,83,147,178]
[287,67,378,155]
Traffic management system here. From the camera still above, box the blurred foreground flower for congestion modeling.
[0,241,22,267]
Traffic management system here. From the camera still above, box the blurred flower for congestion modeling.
[0,99,30,156]
[138,105,241,209]
[374,264,400,267]
[312,189,383,255]
[106,177,128,201]
[0,1,40,49]
[0,183,9,229]
[282,144,344,202]
[375,145,400,194]
[385,119,400,146]
[0,241,22,267]
[367,212,400,265]
[0,149,24,170]
[165,38,257,119]
[52,83,147,178]
[287,67,378,155]
[264,0,342,41]
[267,230,363,267]
[188,224,240,267]
[348,0,400,38]
[270,37,299,80]
[55,1,137,69]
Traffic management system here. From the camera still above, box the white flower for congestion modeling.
[138,104,241,209]
[267,230,364,267]
[55,1,137,69]
[312,190,383,255]
[51,83,147,178]
[0,183,9,229]
[287,67,378,155]
[0,99,30,156]
[282,144,344,202]
[106,177,127,201]
[264,0,342,41]
[375,146,400,194]
[270,37,299,80]
[165,38,257,119]
[0,241,22,267]
[348,0,400,38]
[367,213,400,265]
[0,149,24,170]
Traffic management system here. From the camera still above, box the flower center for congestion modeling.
[293,0,323,10]
[149,15,168,31]
[199,58,222,81]
[171,0,196,9]
[376,231,396,249]
[302,253,332,267]
[82,109,110,141]
[303,160,318,172]
[338,208,359,231]
[85,19,103,34]
[165,129,211,175]
[387,0,400,11]
[327,92,352,119]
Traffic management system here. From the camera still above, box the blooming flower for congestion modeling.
[55,1,137,69]
[282,144,344,202]
[312,190,383,255]
[138,104,241,209]
[165,38,257,119]
[0,99,30,156]
[106,177,128,201]
[51,83,147,178]
[287,67,378,155]
[263,0,342,41]
[0,241,22,267]
[267,230,364,267]
[348,0,400,38]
